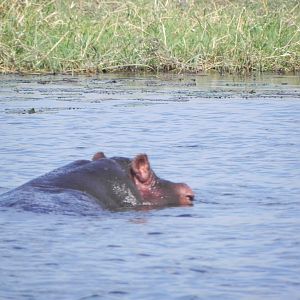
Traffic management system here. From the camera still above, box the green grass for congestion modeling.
[0,0,299,74]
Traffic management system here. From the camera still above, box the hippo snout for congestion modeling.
[176,183,195,206]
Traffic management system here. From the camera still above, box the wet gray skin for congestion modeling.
[0,154,194,213]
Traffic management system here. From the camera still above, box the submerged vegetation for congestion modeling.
[0,0,299,74]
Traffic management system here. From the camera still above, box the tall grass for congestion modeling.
[0,0,299,74]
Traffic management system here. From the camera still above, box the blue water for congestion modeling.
[0,74,300,299]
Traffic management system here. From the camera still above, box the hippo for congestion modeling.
[0,152,194,214]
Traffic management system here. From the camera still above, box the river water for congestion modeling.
[0,73,299,300]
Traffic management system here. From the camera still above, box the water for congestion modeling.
[0,73,300,299]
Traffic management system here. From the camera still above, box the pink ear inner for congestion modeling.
[131,154,151,183]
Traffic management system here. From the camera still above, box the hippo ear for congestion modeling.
[131,154,151,183]
[92,152,106,161]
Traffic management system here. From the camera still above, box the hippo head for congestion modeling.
[93,152,195,208]
[130,154,195,207]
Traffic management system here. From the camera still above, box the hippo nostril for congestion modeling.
[186,194,195,201]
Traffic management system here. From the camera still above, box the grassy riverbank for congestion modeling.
[0,0,299,74]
